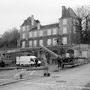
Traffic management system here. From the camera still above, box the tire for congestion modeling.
[61,64,64,69]
[47,73,50,76]
[44,73,50,77]
[38,64,40,67]
[44,73,47,76]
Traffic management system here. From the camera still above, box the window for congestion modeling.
[73,19,79,25]
[33,31,37,37]
[39,40,43,46]
[47,39,52,45]
[33,40,37,47]
[22,33,25,39]
[88,22,90,26]
[26,26,30,31]
[62,37,67,44]
[52,38,57,46]
[63,19,67,25]
[22,26,26,31]
[43,30,46,36]
[22,41,25,48]
[29,32,33,38]
[47,29,51,35]
[63,27,67,34]
[29,40,32,47]
[73,26,76,33]
[39,30,43,37]
[53,28,57,35]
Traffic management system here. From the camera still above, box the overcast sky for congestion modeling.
[0,0,90,34]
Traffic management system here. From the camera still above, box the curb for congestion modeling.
[0,76,44,86]
[0,79,24,86]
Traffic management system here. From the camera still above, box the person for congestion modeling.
[57,56,63,69]
[35,58,38,67]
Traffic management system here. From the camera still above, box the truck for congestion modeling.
[16,56,41,66]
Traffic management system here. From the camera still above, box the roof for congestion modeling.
[21,16,40,27]
[31,23,59,31]
[29,56,37,58]
[21,17,32,26]
[61,6,78,18]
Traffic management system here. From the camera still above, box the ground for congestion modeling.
[0,64,90,90]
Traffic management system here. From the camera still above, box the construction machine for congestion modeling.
[40,45,80,70]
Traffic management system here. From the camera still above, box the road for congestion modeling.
[0,64,90,90]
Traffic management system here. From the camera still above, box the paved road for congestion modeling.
[0,64,90,90]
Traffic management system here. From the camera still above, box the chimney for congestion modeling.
[31,15,34,26]
[62,6,68,17]
[36,20,40,29]
[62,6,66,17]
[37,22,40,29]
[58,18,61,27]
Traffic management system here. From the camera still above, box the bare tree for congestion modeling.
[75,6,90,18]
[75,6,90,44]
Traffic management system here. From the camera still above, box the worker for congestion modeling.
[57,56,61,68]
[35,58,38,67]
[57,55,63,69]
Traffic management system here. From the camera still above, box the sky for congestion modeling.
[0,0,90,34]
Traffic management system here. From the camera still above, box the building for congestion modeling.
[0,6,89,65]
[60,6,81,45]
[18,6,81,63]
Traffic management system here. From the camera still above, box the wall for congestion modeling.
[73,44,90,58]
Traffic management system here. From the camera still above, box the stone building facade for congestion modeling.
[19,6,81,59]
